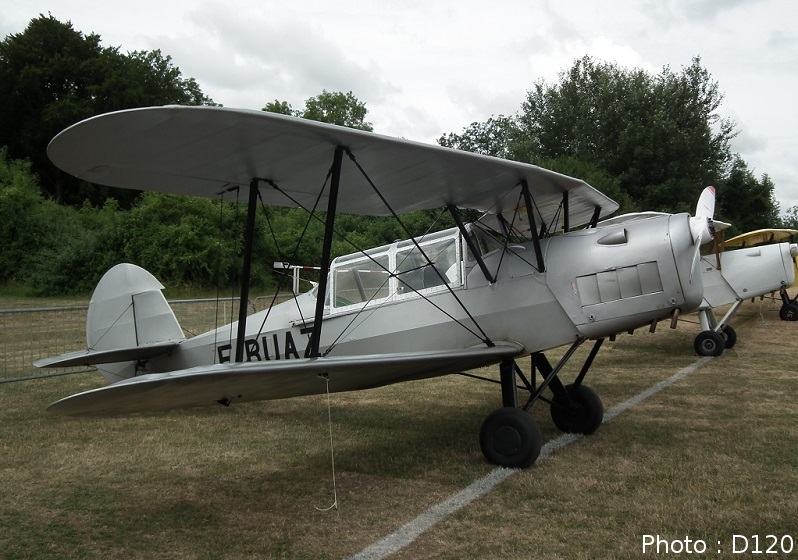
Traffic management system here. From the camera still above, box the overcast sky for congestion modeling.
[4,0,798,213]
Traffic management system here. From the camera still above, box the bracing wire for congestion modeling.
[262,177,490,349]
[315,373,339,512]
[344,148,495,347]
[252,174,330,341]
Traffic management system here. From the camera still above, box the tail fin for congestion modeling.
[87,264,185,383]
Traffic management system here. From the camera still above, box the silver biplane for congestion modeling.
[37,106,712,468]
[599,191,798,356]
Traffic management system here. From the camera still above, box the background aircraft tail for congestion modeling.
[87,263,185,383]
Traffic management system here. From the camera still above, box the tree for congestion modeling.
[515,56,738,213]
[438,115,516,158]
[782,206,798,230]
[260,90,379,274]
[262,100,294,115]
[0,149,45,283]
[0,14,215,205]
[263,90,373,131]
[715,157,780,234]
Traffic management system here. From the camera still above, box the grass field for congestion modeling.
[1,297,796,559]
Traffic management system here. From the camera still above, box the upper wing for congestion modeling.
[47,342,524,417]
[725,229,798,248]
[47,105,618,228]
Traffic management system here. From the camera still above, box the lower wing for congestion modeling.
[48,342,523,416]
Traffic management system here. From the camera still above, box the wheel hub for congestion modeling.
[494,426,521,455]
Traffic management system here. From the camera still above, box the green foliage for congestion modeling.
[26,200,125,294]
[0,14,215,207]
[715,157,781,235]
[263,90,373,131]
[262,99,294,115]
[782,206,798,230]
[516,56,737,213]
[0,148,121,293]
[441,55,779,228]
[438,115,516,158]
[0,149,45,284]
[121,193,280,290]
[539,156,637,215]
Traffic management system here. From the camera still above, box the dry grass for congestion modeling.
[1,295,796,559]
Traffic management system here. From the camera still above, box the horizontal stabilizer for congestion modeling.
[47,342,524,417]
[34,340,180,369]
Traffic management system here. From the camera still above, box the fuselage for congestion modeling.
[699,242,797,309]
[151,213,704,373]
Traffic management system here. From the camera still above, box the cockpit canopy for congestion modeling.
[327,224,503,313]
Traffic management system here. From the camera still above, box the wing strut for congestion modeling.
[234,179,261,363]
[307,145,345,358]
[589,205,602,228]
[520,180,546,273]
[448,205,495,284]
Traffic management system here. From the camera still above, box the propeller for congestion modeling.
[688,186,722,283]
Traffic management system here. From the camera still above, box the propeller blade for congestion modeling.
[695,186,716,219]
[689,186,717,247]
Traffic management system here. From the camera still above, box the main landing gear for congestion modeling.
[779,286,798,321]
[478,338,605,469]
[693,303,741,357]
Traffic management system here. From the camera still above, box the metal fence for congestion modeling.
[0,296,287,382]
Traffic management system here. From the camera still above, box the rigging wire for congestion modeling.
[252,174,330,343]
[343,148,495,347]
[262,178,490,349]
[315,373,339,512]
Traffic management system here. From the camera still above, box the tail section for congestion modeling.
[35,264,185,382]
[87,264,185,383]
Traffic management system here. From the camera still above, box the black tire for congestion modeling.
[694,330,725,357]
[550,384,604,435]
[479,407,542,469]
[780,302,798,321]
[721,325,737,349]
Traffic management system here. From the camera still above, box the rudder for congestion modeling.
[87,263,185,383]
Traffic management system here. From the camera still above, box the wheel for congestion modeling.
[479,407,542,468]
[779,302,798,321]
[720,325,737,349]
[550,384,604,435]
[694,330,725,357]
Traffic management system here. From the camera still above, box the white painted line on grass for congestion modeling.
[349,356,713,560]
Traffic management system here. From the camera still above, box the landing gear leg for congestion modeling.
[478,338,606,468]
[779,287,798,321]
[479,360,542,468]
[535,350,604,435]
[694,302,742,356]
